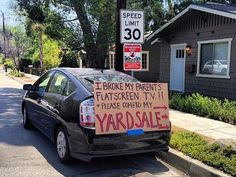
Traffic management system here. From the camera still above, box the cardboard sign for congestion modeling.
[123,44,142,71]
[94,82,170,135]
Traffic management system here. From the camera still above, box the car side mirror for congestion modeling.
[23,84,33,91]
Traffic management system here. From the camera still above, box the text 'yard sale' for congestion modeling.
[94,81,170,135]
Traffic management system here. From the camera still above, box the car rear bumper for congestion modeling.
[69,130,170,161]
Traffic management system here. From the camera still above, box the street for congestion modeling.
[0,72,186,177]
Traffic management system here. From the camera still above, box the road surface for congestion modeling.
[0,71,187,177]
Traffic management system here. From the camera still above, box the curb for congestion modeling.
[157,148,231,177]
[6,74,26,85]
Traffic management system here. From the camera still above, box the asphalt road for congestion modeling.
[0,71,187,177]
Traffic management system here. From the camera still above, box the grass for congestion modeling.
[169,93,236,125]
[170,131,236,176]
[9,70,25,77]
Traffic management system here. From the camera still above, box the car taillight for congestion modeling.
[80,98,95,128]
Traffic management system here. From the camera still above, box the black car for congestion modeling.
[22,68,170,163]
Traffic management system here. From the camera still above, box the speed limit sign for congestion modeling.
[120,10,144,44]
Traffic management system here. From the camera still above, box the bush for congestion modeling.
[170,131,236,176]
[169,93,236,124]
[169,93,185,110]
[9,70,25,77]
[4,58,15,69]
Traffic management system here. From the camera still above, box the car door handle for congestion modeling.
[54,103,59,109]
[37,98,41,103]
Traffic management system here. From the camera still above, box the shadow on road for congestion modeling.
[0,87,171,177]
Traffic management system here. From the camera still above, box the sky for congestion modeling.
[0,0,19,26]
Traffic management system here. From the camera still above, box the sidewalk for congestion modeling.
[170,109,236,149]
[3,70,236,149]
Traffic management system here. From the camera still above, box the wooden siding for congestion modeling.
[133,40,160,82]
[159,10,236,99]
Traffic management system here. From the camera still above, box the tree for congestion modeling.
[172,0,236,15]
[32,35,61,70]
[16,0,184,68]
[0,25,31,70]
[127,0,166,31]
[16,0,116,68]
[59,51,79,68]
[11,26,29,69]
[31,23,44,68]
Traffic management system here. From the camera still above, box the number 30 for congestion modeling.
[124,28,141,40]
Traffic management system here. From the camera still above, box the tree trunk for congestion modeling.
[86,47,97,68]
[39,30,44,69]
[72,0,96,67]
[167,0,175,17]
[95,3,113,69]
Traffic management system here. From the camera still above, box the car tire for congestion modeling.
[56,127,72,164]
[203,68,210,74]
[22,106,32,129]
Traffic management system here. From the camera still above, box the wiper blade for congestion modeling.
[84,77,94,84]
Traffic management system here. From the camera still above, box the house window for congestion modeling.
[176,49,184,58]
[141,51,149,71]
[108,51,149,71]
[197,38,232,78]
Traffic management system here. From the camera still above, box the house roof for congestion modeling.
[147,2,236,41]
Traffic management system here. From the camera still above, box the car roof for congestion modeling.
[53,67,130,78]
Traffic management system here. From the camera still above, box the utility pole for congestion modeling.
[2,12,6,62]
[115,0,126,72]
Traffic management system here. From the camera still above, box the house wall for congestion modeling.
[159,10,236,99]
[133,40,160,82]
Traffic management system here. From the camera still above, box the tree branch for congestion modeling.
[62,17,78,23]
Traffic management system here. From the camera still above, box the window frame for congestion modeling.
[140,51,150,71]
[33,71,55,93]
[196,38,232,79]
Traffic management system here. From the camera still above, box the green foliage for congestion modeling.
[16,0,171,67]
[59,51,79,67]
[4,59,15,69]
[0,54,4,64]
[170,131,236,176]
[169,93,236,124]
[9,70,25,77]
[169,93,185,110]
[32,35,61,70]
[127,0,165,31]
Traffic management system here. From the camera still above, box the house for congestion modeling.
[147,2,236,99]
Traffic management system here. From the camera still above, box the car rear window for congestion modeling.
[77,75,139,92]
[220,60,227,64]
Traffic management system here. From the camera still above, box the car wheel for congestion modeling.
[203,68,210,74]
[56,127,72,164]
[22,106,32,129]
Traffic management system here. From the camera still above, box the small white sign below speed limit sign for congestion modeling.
[120,10,144,44]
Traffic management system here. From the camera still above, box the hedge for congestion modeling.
[170,131,236,176]
[169,93,236,124]
[9,70,25,77]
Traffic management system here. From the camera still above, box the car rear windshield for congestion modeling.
[77,75,139,92]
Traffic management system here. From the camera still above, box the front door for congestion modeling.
[170,44,186,92]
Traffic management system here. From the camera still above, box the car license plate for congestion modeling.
[127,129,144,136]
